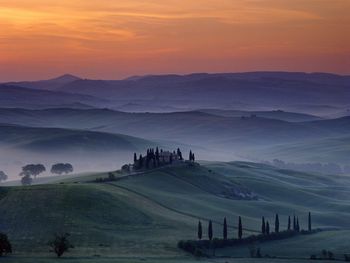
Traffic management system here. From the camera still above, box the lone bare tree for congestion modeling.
[48,233,74,258]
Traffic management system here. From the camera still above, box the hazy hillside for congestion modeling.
[199,109,323,122]
[0,108,346,144]
[0,108,349,165]
[0,85,104,109]
[0,124,154,153]
[1,162,350,262]
[0,124,156,179]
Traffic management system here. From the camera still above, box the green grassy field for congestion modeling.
[1,161,350,262]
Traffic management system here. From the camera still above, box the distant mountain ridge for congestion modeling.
[4,72,350,109]
[5,74,81,90]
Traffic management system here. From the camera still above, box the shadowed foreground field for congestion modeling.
[1,161,350,262]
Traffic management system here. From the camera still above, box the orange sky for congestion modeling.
[0,0,349,81]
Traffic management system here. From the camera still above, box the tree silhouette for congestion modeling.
[20,164,46,178]
[21,174,33,186]
[133,153,137,163]
[48,233,74,258]
[223,217,228,240]
[155,147,160,164]
[238,216,243,239]
[287,216,291,231]
[177,148,183,160]
[293,215,296,231]
[138,154,143,169]
[308,212,312,232]
[208,220,213,241]
[197,221,202,240]
[296,217,300,232]
[0,233,12,257]
[261,216,266,235]
[275,214,279,233]
[266,221,270,235]
[51,163,73,175]
[0,171,8,182]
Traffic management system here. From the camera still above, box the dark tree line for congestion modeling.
[197,212,312,241]
[180,212,315,257]
[133,147,195,170]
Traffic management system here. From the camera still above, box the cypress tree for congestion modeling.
[177,148,183,160]
[155,147,160,164]
[133,153,137,163]
[139,154,143,169]
[293,215,296,231]
[296,217,300,232]
[266,221,270,235]
[275,214,279,233]
[287,216,291,231]
[261,216,266,235]
[189,150,193,161]
[238,216,242,239]
[223,217,228,240]
[198,221,202,240]
[308,212,312,232]
[192,153,195,162]
[208,220,213,241]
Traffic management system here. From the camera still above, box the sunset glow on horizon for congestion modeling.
[0,0,349,81]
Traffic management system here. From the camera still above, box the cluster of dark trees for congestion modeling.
[133,147,194,170]
[310,249,335,260]
[268,159,349,175]
[94,172,118,183]
[19,163,74,186]
[179,212,314,257]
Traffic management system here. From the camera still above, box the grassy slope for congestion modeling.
[258,135,350,164]
[1,162,350,262]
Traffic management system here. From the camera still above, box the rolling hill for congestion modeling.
[0,124,154,153]
[1,161,350,262]
[0,108,349,166]
[0,85,105,109]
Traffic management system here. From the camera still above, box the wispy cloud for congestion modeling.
[0,0,349,80]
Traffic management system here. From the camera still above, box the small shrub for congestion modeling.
[48,233,74,258]
[310,254,317,260]
[0,233,12,257]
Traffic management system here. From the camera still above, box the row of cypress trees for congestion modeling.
[197,212,312,240]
